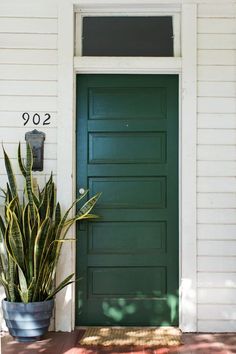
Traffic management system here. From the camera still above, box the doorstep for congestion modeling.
[2,330,236,354]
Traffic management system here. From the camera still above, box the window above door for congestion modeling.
[75,12,181,57]
[82,16,174,57]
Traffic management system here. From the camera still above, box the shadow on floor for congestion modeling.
[2,331,236,354]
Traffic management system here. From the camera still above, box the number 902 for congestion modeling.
[22,112,51,126]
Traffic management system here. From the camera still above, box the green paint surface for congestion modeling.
[76,75,179,326]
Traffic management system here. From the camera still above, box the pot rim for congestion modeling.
[2,298,54,305]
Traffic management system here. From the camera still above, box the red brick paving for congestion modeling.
[2,330,236,354]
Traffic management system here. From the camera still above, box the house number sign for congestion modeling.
[22,112,51,126]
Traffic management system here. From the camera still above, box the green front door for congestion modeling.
[76,74,179,326]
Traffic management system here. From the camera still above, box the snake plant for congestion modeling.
[0,143,100,303]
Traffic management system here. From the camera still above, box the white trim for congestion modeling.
[74,2,181,13]
[74,57,182,74]
[57,0,197,332]
[75,12,82,57]
[56,0,75,332]
[173,13,181,57]
[180,3,197,332]
[73,0,235,6]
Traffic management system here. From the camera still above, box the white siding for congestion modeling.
[1,0,236,334]
[198,50,236,65]
[197,2,236,332]
[0,2,58,331]
[0,49,57,64]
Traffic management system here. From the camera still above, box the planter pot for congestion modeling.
[2,298,54,342]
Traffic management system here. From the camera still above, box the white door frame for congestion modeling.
[57,0,197,332]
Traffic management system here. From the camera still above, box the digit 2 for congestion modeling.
[43,113,51,125]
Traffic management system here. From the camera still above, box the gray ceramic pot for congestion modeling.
[2,298,54,342]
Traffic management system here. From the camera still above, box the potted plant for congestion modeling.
[0,143,100,342]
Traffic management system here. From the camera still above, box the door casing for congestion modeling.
[56,1,197,332]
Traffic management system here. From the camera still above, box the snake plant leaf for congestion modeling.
[4,218,22,291]
[32,193,40,209]
[17,143,27,178]
[0,215,6,237]
[18,266,28,303]
[0,188,7,198]
[55,202,61,226]
[55,192,90,240]
[45,273,74,300]
[9,212,25,272]
[62,214,99,242]
[45,173,53,191]
[0,275,10,300]
[38,182,51,221]
[0,216,8,273]
[38,226,54,274]
[81,214,99,219]
[22,204,30,241]
[32,220,52,301]
[27,277,36,302]
[25,143,35,219]
[0,144,100,303]
[3,148,18,198]
[25,142,33,172]
[7,196,19,215]
[49,182,55,219]
[78,192,101,218]
[8,257,16,302]
[34,217,51,279]
[0,252,5,277]
[6,183,13,205]
[28,217,38,280]
[4,226,18,301]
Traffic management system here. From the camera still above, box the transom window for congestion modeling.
[75,14,181,57]
[82,16,173,57]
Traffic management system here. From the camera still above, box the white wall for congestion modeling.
[197,3,236,332]
[0,1,58,330]
[1,0,236,333]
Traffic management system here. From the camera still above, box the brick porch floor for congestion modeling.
[2,330,236,354]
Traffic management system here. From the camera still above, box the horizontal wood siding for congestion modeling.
[0,4,58,331]
[0,49,58,64]
[198,50,236,65]
[1,0,236,334]
[197,3,236,332]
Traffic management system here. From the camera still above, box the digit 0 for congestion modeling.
[33,113,40,125]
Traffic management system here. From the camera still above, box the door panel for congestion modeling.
[89,132,166,164]
[76,74,179,326]
[88,221,166,253]
[89,177,166,208]
[88,267,166,297]
[89,87,167,119]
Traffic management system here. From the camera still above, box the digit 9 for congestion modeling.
[22,112,30,126]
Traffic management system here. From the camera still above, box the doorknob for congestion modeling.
[79,188,86,195]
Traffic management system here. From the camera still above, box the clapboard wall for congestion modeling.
[197,3,236,332]
[1,0,236,333]
[0,3,58,185]
[0,2,58,330]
